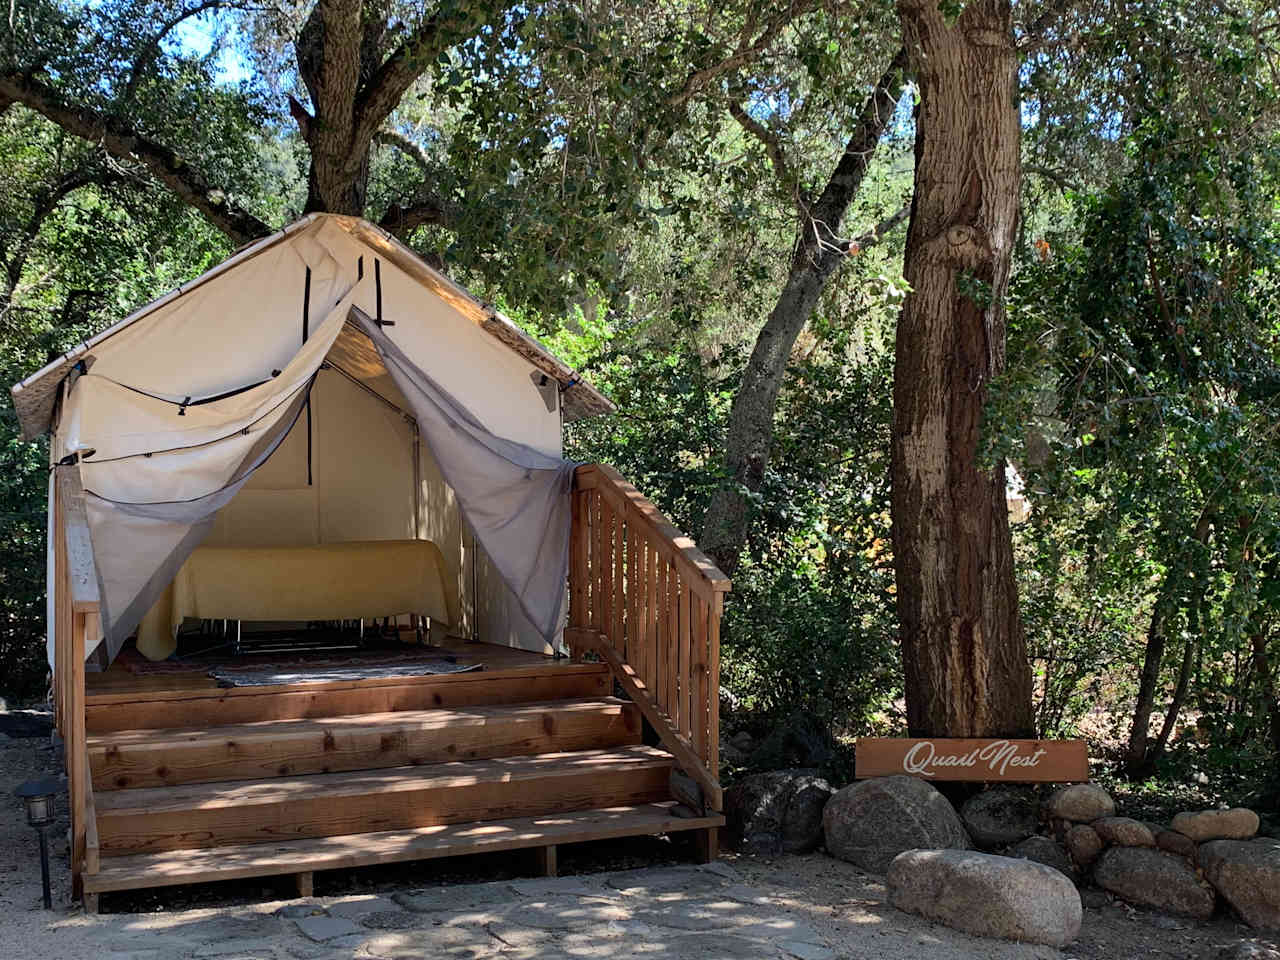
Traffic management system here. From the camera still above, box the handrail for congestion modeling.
[569,464,729,813]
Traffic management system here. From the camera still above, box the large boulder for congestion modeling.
[1045,783,1115,823]
[1092,847,1216,919]
[823,775,970,874]
[1008,835,1075,879]
[1172,808,1260,843]
[1200,839,1280,929]
[887,849,1082,947]
[724,769,834,855]
[1066,824,1104,869]
[960,787,1039,849]
[1093,817,1156,848]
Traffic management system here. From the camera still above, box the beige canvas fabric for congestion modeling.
[44,216,582,663]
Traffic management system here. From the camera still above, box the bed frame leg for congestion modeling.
[296,872,314,898]
[83,892,99,915]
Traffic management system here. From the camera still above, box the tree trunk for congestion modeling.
[1123,513,1211,776]
[700,49,909,574]
[890,0,1033,738]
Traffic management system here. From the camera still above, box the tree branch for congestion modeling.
[668,0,818,108]
[727,100,805,209]
[352,3,493,153]
[374,128,432,174]
[0,71,271,244]
[122,0,246,102]
[843,202,911,254]
[5,157,120,293]
[379,196,456,235]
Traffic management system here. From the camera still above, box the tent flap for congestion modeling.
[354,309,575,642]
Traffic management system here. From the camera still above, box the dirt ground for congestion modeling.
[1,713,1275,960]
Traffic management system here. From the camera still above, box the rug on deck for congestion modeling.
[116,645,458,676]
[208,660,485,687]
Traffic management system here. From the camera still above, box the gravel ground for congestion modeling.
[1,715,1275,960]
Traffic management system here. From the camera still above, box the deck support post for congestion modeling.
[534,844,557,877]
[693,826,719,864]
[296,871,314,898]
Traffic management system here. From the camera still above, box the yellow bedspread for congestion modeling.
[136,540,459,661]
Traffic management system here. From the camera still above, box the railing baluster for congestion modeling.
[680,584,693,743]
[666,564,679,728]
[612,510,625,658]
[570,464,729,812]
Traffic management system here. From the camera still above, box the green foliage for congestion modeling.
[559,301,903,750]
[995,69,1280,791]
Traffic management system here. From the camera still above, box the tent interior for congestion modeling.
[140,321,551,661]
[24,214,612,671]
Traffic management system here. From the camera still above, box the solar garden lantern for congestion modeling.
[15,777,62,909]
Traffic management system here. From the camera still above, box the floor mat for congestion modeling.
[208,660,484,687]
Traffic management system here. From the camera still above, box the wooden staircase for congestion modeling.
[53,462,731,909]
[81,689,722,903]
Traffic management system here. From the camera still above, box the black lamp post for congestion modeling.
[16,777,62,909]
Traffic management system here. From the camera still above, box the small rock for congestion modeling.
[1066,824,1104,869]
[1093,817,1156,848]
[1200,838,1280,929]
[1157,830,1198,860]
[1045,783,1115,823]
[1008,835,1075,878]
[1173,808,1260,843]
[887,849,1082,947]
[1092,847,1216,919]
[823,775,971,874]
[960,787,1040,849]
[294,915,363,943]
[725,768,834,855]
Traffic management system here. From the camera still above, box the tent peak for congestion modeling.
[10,214,613,440]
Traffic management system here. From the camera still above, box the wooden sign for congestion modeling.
[856,738,1089,783]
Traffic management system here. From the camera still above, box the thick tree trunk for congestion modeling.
[700,49,909,574]
[890,0,1033,738]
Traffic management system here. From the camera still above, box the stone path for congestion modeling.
[6,851,1264,960]
[20,863,851,960]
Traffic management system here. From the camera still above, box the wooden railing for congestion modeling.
[567,464,730,812]
[53,467,101,901]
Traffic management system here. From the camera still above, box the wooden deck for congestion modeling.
[77,639,721,907]
[53,461,731,911]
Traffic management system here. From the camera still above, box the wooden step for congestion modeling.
[89,698,642,790]
[84,802,724,894]
[85,661,611,733]
[96,746,675,856]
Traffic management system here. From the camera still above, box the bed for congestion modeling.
[135,539,460,661]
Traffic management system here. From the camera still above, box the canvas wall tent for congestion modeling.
[18,214,731,909]
[12,213,614,665]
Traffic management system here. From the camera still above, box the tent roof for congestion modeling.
[10,214,614,440]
